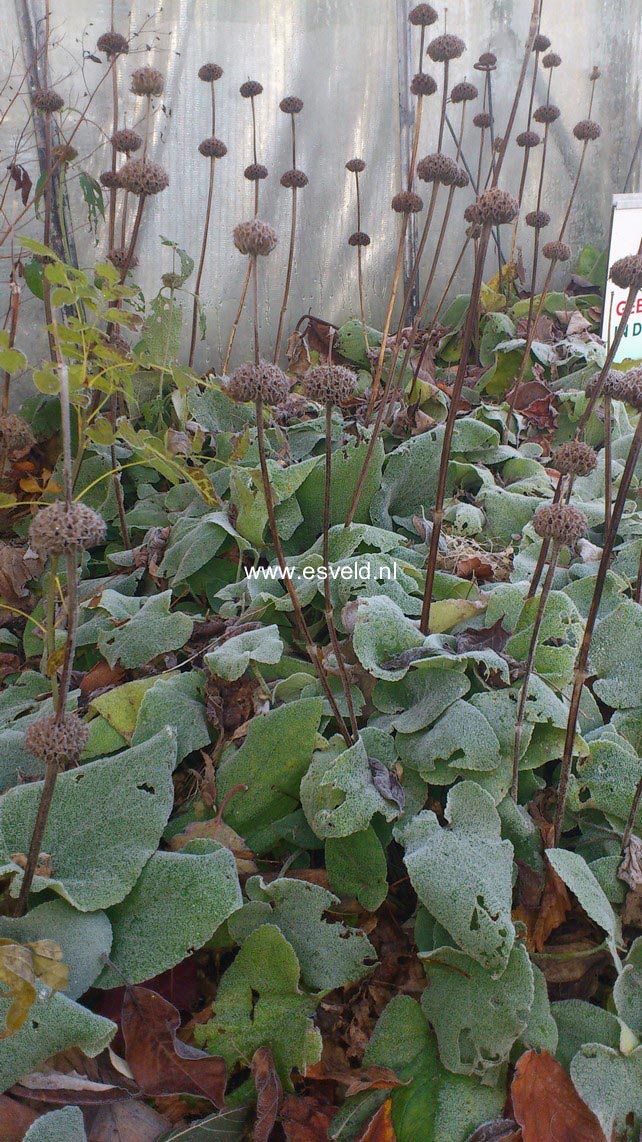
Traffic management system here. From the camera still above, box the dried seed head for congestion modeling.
[198,63,223,82]
[475,187,519,225]
[119,159,169,196]
[427,34,466,62]
[475,52,497,71]
[622,373,642,411]
[29,501,107,556]
[107,247,138,269]
[99,169,124,190]
[417,152,459,185]
[551,441,597,477]
[542,52,562,68]
[392,191,423,213]
[303,364,355,405]
[198,136,227,158]
[532,502,587,544]
[573,119,602,142]
[348,231,371,246]
[543,240,571,262]
[0,413,34,454]
[408,3,438,25]
[25,712,89,768]
[533,33,552,52]
[280,95,303,114]
[454,167,470,189]
[592,370,624,400]
[52,144,78,165]
[610,254,642,291]
[410,72,438,97]
[493,137,505,154]
[525,209,550,229]
[590,66,601,82]
[130,67,164,97]
[517,129,541,148]
[450,81,478,103]
[346,158,366,173]
[474,111,492,129]
[111,128,142,154]
[464,203,482,225]
[466,221,482,240]
[161,272,183,290]
[244,162,268,181]
[97,30,129,57]
[280,168,308,188]
[240,79,263,97]
[228,361,289,404]
[534,104,561,125]
[233,218,278,256]
[33,89,64,113]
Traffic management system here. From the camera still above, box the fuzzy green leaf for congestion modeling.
[326,826,388,912]
[300,736,400,840]
[0,900,112,1000]
[205,626,283,681]
[97,591,194,669]
[570,1044,642,1139]
[0,992,115,1094]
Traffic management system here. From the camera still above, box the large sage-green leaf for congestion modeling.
[352,596,425,681]
[0,729,176,909]
[402,782,515,975]
[300,736,399,840]
[217,698,323,849]
[97,842,242,988]
[397,699,501,776]
[0,992,115,1094]
[613,936,642,1036]
[326,825,388,912]
[205,625,283,681]
[553,1000,621,1071]
[591,600,642,708]
[546,849,621,965]
[0,900,112,1000]
[132,671,210,762]
[296,435,385,544]
[568,733,642,831]
[228,875,376,991]
[97,591,194,669]
[194,924,321,1088]
[421,944,534,1085]
[24,1106,87,1141]
[571,1044,642,1138]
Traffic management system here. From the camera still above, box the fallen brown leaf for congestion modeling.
[358,1098,396,1141]
[88,1100,171,1141]
[121,986,226,1106]
[13,1069,128,1105]
[280,1093,338,1141]
[79,662,127,699]
[252,1045,282,1142]
[0,1093,39,1140]
[531,856,572,953]
[511,1050,605,1142]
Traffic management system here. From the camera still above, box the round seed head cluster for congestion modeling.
[464,203,482,225]
[161,272,182,290]
[610,254,642,290]
[525,209,550,229]
[533,33,552,52]
[99,170,124,190]
[408,3,438,25]
[476,187,519,225]
[29,501,107,556]
[198,63,223,82]
[107,247,138,269]
[25,712,89,768]
[475,52,497,70]
[228,361,289,405]
[245,163,268,181]
[542,52,562,68]
[551,441,597,477]
[622,373,642,411]
[348,230,371,246]
[451,81,478,103]
[517,129,541,148]
[346,158,366,173]
[543,240,571,262]
[280,95,303,114]
[233,219,277,256]
[427,34,466,62]
[52,144,78,165]
[303,364,355,405]
[280,168,308,188]
[474,111,492,128]
[534,104,561,125]
[198,136,227,158]
[111,128,142,154]
[0,413,34,453]
[240,79,263,97]
[417,152,459,185]
[533,502,587,544]
[97,31,129,57]
[454,167,470,189]
[33,89,64,113]
[411,73,438,96]
[119,159,169,196]
[595,370,626,400]
[590,66,601,81]
[573,119,601,142]
[466,221,482,239]
[392,190,423,213]
[130,67,164,97]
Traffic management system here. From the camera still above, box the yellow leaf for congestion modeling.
[487,262,519,294]
[427,597,487,634]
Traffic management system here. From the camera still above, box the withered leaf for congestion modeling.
[8,164,32,206]
[0,1093,39,1140]
[368,759,405,812]
[252,1045,282,1142]
[89,1100,172,1141]
[455,617,511,655]
[359,1098,396,1141]
[280,1093,338,1142]
[122,985,226,1106]
[13,1069,129,1105]
[511,1049,605,1142]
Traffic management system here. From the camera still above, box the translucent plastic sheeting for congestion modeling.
[2,0,642,375]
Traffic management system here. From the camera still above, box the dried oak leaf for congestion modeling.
[511,1049,605,1142]
[252,1045,282,1142]
[121,985,226,1106]
[455,617,511,655]
[89,1100,172,1140]
[280,1092,338,1141]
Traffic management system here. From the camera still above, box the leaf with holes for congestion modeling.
[300,737,400,840]
[570,1044,642,1140]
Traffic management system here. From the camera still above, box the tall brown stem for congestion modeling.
[189,81,218,369]
[273,187,297,364]
[323,403,358,739]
